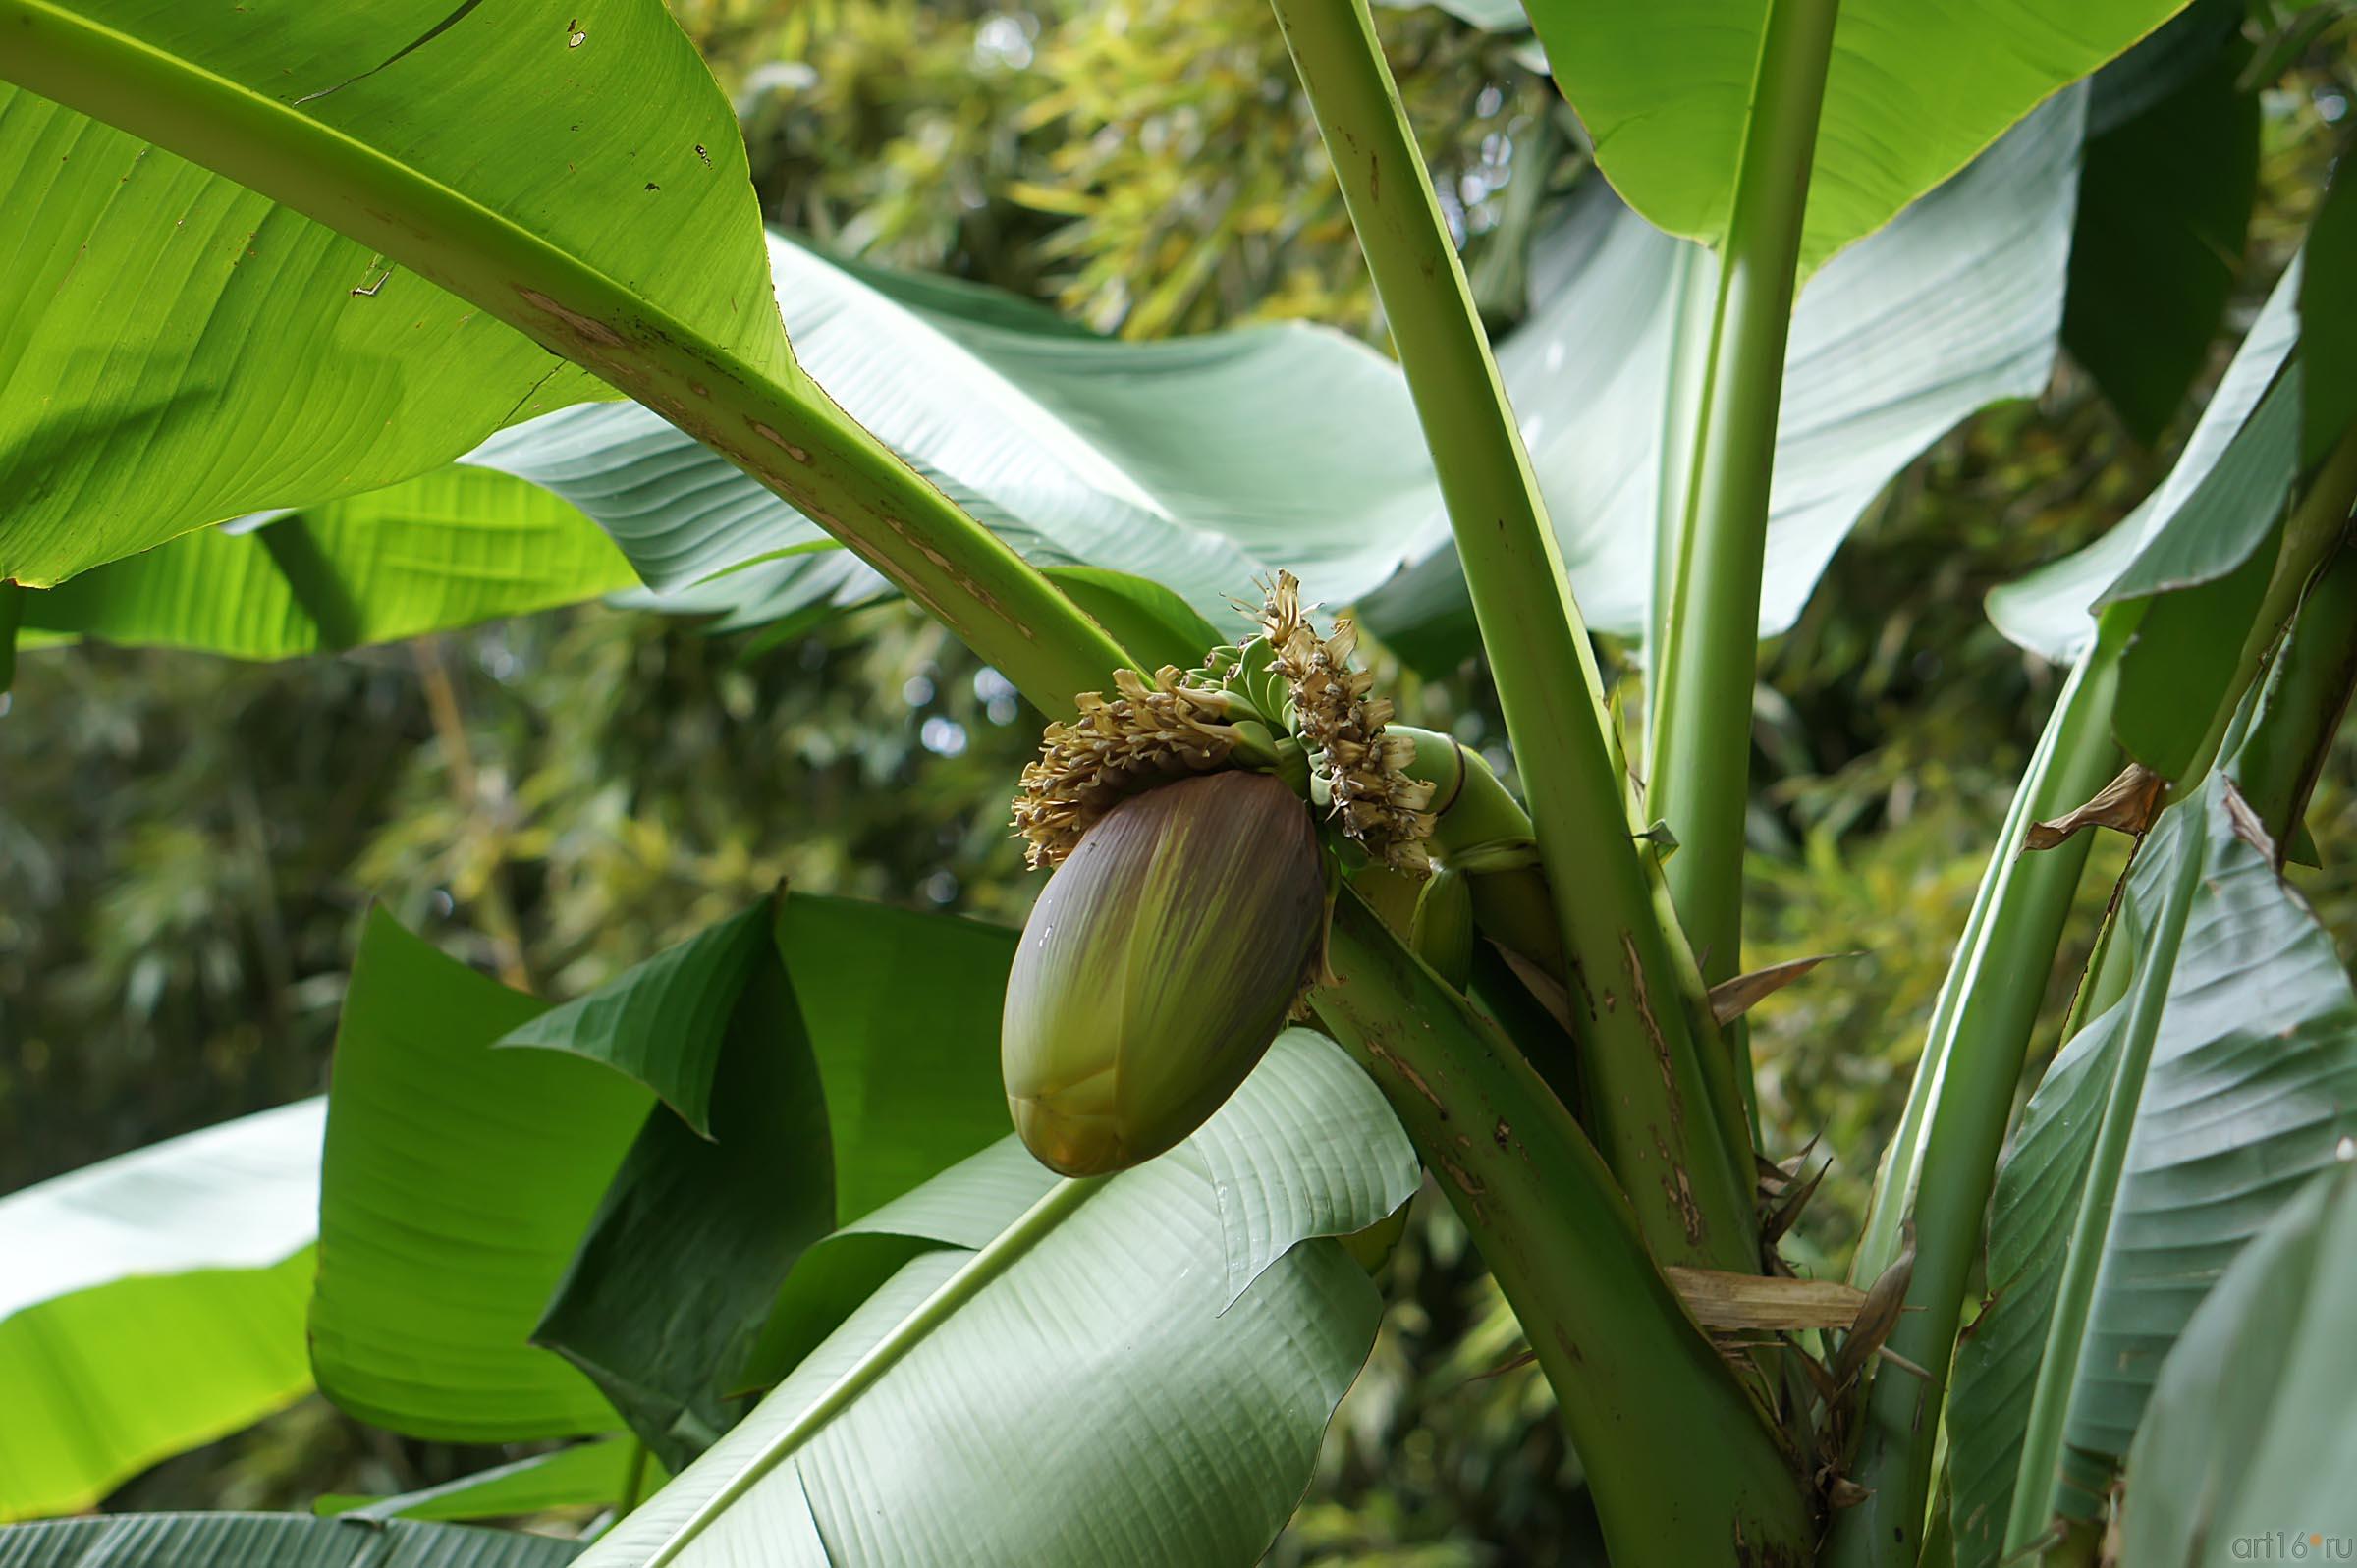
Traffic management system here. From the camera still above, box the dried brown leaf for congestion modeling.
[1707,953,1852,1025]
[1831,1235,1916,1392]
[1762,1157,1831,1245]
[2024,762,2165,851]
[1664,1266,1870,1333]
[1825,1476,1871,1510]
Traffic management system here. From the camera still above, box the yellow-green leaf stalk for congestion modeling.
[1267,0,1761,1272]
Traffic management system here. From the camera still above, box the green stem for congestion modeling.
[1844,438,2352,1560]
[1313,892,1810,1568]
[2232,531,2357,854]
[1849,641,2123,1285]
[0,0,1131,715]
[616,1438,651,1517]
[638,1176,1105,1567]
[1269,0,1756,1271]
[1645,0,1841,1001]
[1827,638,2123,1567]
[2001,795,2212,1557]
[1650,248,1721,670]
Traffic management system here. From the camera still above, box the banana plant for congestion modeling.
[5,0,2357,1565]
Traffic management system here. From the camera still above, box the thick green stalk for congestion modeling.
[2233,533,2357,851]
[1269,0,1756,1271]
[1650,248,1721,670]
[1826,639,2123,1568]
[1645,0,1841,1004]
[1849,643,2123,1286]
[1312,892,1810,1568]
[2001,797,2211,1558]
[1402,730,1749,1160]
[637,1176,1105,1564]
[0,0,1131,715]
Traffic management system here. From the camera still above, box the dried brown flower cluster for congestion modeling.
[1012,665,1239,869]
[1257,572,1435,874]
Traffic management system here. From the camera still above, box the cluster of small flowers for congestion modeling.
[1011,665,1238,869]
[1257,572,1435,875]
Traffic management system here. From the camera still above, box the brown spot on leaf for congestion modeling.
[1622,931,1682,1136]
[1439,1158,1485,1197]
[516,288,626,347]
[1364,1038,1446,1116]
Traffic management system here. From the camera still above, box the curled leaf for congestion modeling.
[1832,1235,1917,1394]
[2025,763,2165,851]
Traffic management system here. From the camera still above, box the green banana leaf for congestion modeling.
[12,81,2082,669]
[1988,262,2301,666]
[2304,153,2357,462]
[315,1438,662,1525]
[0,82,609,586]
[311,911,652,1441]
[419,89,2083,655]
[1518,0,2184,273]
[576,1030,1417,1568]
[740,1026,1420,1386]
[530,956,833,1469]
[457,231,1434,636]
[2061,20,2258,444]
[522,892,1030,1463]
[495,904,773,1139]
[0,0,1237,713]
[0,1513,580,1567]
[1365,88,2084,659]
[18,470,636,659]
[766,894,1016,1225]
[0,1101,322,1520]
[1945,777,2357,1567]
[2117,1166,2357,1565]
[1988,257,2309,783]
[311,893,1020,1450]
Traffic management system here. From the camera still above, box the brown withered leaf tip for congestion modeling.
[1258,571,1436,875]
[1760,1154,1831,1246]
[1012,666,1240,870]
[1706,952,1854,1026]
[1831,1234,1916,1395]
[2025,762,2165,851]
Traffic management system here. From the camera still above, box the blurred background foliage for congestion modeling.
[3,0,2354,1561]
